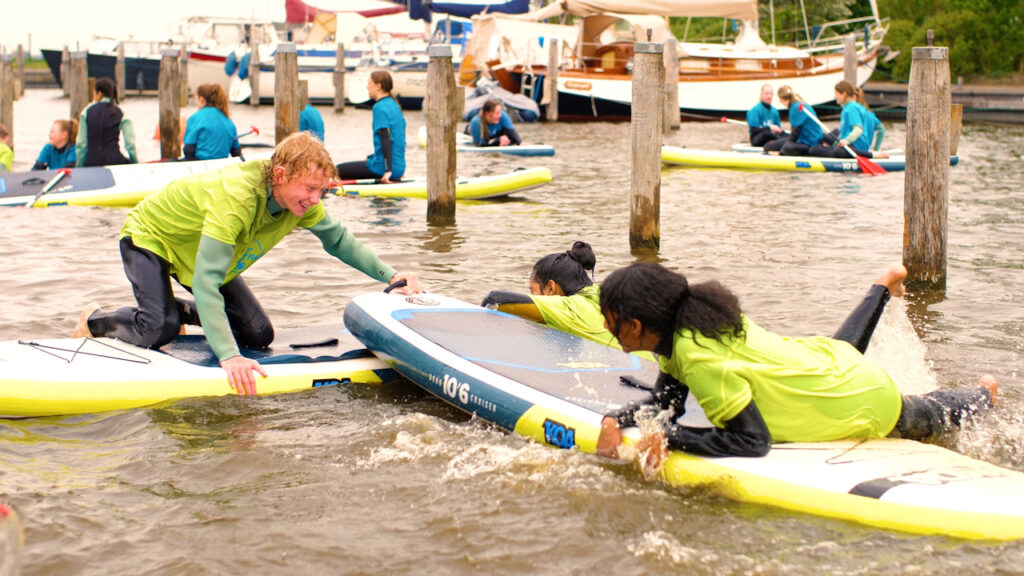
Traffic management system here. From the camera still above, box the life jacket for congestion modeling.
[85,102,129,166]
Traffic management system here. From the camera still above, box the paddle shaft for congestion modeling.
[721,116,748,126]
[798,104,886,175]
[25,168,71,207]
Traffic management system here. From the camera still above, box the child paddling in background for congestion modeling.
[32,119,78,170]
[595,263,997,466]
[0,124,12,173]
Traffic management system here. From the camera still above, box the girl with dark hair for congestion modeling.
[335,70,405,183]
[808,80,888,159]
[596,262,997,461]
[481,241,648,356]
[182,83,241,161]
[75,77,137,166]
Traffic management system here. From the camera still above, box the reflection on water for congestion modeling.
[2,90,1024,573]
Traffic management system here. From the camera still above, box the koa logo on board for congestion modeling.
[442,374,470,404]
[543,418,576,449]
[312,378,346,387]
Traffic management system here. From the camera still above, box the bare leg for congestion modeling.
[979,374,999,405]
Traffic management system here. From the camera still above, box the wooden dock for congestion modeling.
[864,81,1024,124]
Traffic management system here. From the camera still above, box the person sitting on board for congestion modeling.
[763,86,823,157]
[32,119,78,170]
[299,95,325,143]
[808,81,889,160]
[467,99,522,148]
[75,77,137,167]
[335,70,405,184]
[856,87,886,152]
[182,83,241,162]
[0,124,11,173]
[746,84,786,147]
[481,241,653,360]
[595,262,998,462]
[71,132,423,397]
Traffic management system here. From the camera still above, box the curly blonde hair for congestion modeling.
[263,132,336,187]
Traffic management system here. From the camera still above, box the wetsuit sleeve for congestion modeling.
[663,402,772,457]
[499,113,521,144]
[480,290,544,323]
[377,128,393,173]
[607,371,689,428]
[845,125,863,145]
[121,116,138,163]
[230,146,241,158]
[34,145,49,169]
[75,106,88,167]
[787,124,802,142]
[32,161,47,171]
[307,213,397,282]
[194,234,241,361]
[506,126,522,145]
[182,144,197,161]
[872,123,885,151]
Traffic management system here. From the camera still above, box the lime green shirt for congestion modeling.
[531,285,654,361]
[0,141,12,172]
[659,316,902,442]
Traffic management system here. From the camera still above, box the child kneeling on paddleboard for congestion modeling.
[595,263,997,462]
[73,132,422,396]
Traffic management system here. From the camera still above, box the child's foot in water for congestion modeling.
[979,374,998,406]
[875,264,907,298]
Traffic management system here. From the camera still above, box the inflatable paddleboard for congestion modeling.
[332,167,552,200]
[662,146,959,173]
[0,325,398,418]
[417,126,555,157]
[731,143,905,156]
[0,158,243,208]
[345,291,1024,541]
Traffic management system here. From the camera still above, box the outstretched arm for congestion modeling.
[481,290,543,323]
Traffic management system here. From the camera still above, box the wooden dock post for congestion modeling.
[158,48,181,160]
[15,44,24,98]
[60,46,70,97]
[249,23,261,107]
[68,51,89,120]
[663,37,680,132]
[179,43,190,106]
[274,43,299,144]
[333,42,345,113]
[949,103,964,156]
[630,42,664,251]
[115,43,125,100]
[904,30,951,292]
[545,38,559,122]
[843,34,857,85]
[0,53,13,150]
[425,44,457,223]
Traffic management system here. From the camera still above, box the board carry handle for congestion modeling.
[619,375,655,391]
[383,279,408,294]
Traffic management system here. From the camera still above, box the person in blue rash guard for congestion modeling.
[182,83,240,161]
[746,84,785,147]
[335,70,405,183]
[32,119,78,170]
[76,77,137,166]
[467,99,522,147]
[71,132,423,396]
[763,85,824,156]
[808,80,889,159]
[300,102,325,143]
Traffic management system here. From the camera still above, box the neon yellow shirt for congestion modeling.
[121,159,323,287]
[532,285,654,361]
[0,141,12,172]
[659,316,902,442]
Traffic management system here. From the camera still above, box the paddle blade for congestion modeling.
[857,154,887,175]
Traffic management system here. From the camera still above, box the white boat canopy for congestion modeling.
[522,0,758,21]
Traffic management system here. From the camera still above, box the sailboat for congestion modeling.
[462,0,889,120]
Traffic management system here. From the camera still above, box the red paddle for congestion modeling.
[799,104,886,175]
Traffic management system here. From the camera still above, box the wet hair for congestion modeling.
[198,83,230,117]
[600,263,745,346]
[54,118,78,144]
[776,85,804,104]
[531,241,596,296]
[834,80,857,99]
[370,70,394,94]
[482,98,502,115]
[94,77,119,117]
[262,131,337,188]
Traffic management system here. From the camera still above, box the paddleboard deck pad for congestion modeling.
[345,291,1024,540]
[0,158,243,208]
[417,126,555,157]
[0,325,398,418]
[333,167,552,200]
[662,146,959,173]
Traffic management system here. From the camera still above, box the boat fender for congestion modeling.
[224,51,238,76]
[238,52,251,80]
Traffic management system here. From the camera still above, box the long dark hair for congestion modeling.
[94,77,119,117]
[532,241,596,296]
[600,263,745,345]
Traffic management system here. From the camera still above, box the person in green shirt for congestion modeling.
[595,262,997,464]
[72,131,422,395]
[0,124,12,172]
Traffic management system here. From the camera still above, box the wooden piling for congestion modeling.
[274,43,298,144]
[68,51,89,120]
[179,43,190,107]
[843,35,857,85]
[663,37,680,132]
[158,48,181,160]
[60,46,70,97]
[903,31,951,292]
[425,44,457,223]
[249,22,261,107]
[545,38,559,122]
[115,43,126,100]
[333,42,345,112]
[0,54,13,150]
[630,43,664,252]
[16,44,24,98]
[949,103,963,156]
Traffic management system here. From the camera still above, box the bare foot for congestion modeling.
[979,374,998,406]
[875,264,907,298]
[874,151,890,159]
[71,303,100,338]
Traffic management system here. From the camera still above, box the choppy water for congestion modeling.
[1,89,1023,575]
